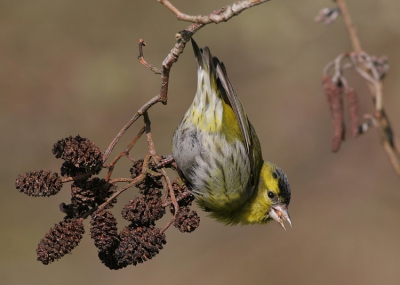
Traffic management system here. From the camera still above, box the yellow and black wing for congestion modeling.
[191,38,263,191]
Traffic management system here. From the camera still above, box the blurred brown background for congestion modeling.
[2,1,400,284]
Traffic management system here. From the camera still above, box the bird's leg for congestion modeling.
[157,154,177,169]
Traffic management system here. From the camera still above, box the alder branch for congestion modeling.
[15,0,271,268]
[336,0,400,176]
[158,0,271,24]
[335,0,362,53]
[102,95,162,162]
[104,126,146,181]
[138,39,161,75]
[319,0,400,176]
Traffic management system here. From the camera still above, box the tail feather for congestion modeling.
[191,38,211,73]
[191,38,201,65]
[191,38,228,103]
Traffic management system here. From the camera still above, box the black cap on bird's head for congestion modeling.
[273,167,291,205]
[268,166,292,230]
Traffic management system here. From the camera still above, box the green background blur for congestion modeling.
[2,1,400,284]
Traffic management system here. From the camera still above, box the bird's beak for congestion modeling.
[268,204,292,230]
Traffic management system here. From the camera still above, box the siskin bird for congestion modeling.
[172,39,291,229]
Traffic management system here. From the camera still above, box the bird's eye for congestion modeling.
[272,172,278,179]
[268,191,275,199]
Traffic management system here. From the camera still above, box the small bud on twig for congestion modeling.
[315,7,340,25]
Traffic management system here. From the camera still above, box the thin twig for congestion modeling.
[332,53,348,85]
[108,177,135,184]
[335,0,362,53]
[157,155,176,168]
[61,171,95,183]
[351,58,383,112]
[102,95,162,162]
[157,0,272,103]
[138,39,162,74]
[104,126,146,181]
[143,112,157,157]
[143,112,180,225]
[323,60,335,76]
[161,217,175,233]
[96,153,152,213]
[158,0,271,24]
[96,176,144,212]
[162,190,192,207]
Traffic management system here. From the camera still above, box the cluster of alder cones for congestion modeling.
[15,135,200,269]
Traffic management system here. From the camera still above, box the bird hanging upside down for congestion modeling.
[172,39,291,229]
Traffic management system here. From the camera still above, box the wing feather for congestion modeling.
[191,38,262,189]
